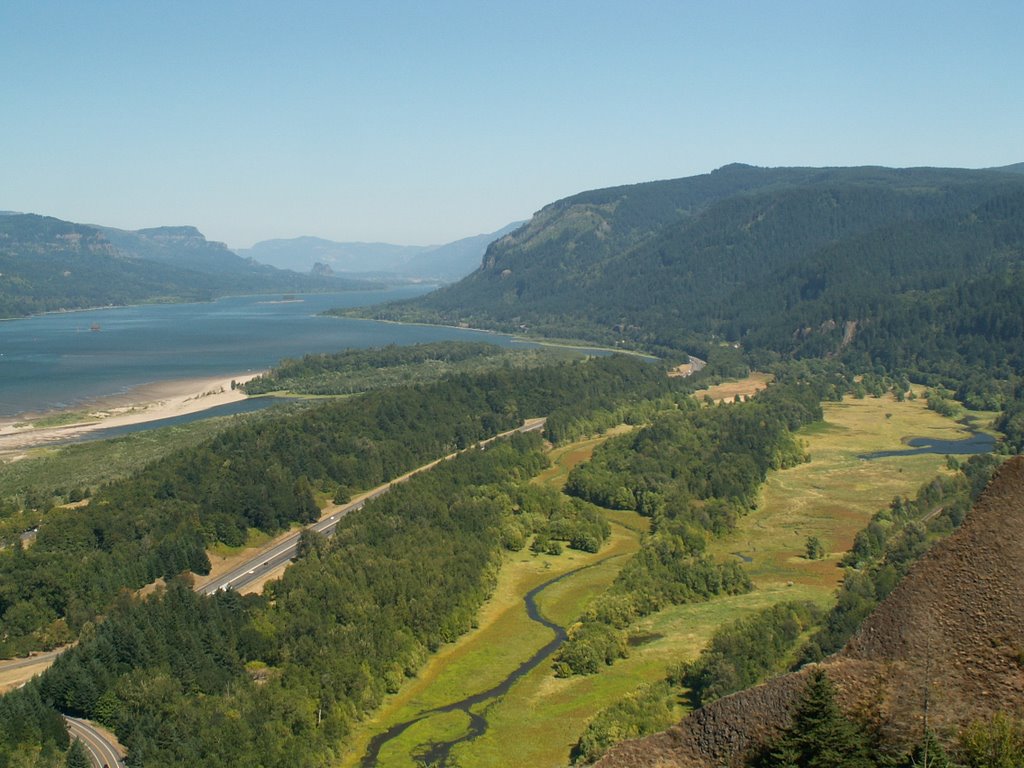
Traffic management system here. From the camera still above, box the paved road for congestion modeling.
[7,419,548,765]
[66,716,126,768]
[200,418,546,595]
[0,648,64,674]
[197,489,386,595]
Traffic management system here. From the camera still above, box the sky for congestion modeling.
[3,1,1022,249]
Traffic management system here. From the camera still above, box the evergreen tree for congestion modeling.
[899,730,951,768]
[757,669,873,768]
[64,741,91,768]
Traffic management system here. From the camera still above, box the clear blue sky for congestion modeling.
[3,1,1021,248]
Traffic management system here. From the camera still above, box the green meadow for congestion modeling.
[343,387,998,767]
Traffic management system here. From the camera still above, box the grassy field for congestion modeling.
[693,371,774,403]
[0,418,234,502]
[339,429,643,767]
[344,386,998,767]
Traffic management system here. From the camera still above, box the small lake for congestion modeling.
[858,420,996,460]
[0,286,541,418]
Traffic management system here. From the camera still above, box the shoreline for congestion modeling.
[0,372,263,457]
[340,314,660,360]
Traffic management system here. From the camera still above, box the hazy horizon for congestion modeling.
[4,1,1022,249]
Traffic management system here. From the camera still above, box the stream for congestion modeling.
[360,555,620,767]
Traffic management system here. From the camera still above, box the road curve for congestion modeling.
[65,716,126,768]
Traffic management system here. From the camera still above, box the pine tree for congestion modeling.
[900,729,951,767]
[65,740,91,768]
[759,669,874,768]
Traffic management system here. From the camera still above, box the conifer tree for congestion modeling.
[758,669,873,768]
[64,740,91,768]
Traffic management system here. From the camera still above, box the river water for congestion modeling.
[0,286,532,418]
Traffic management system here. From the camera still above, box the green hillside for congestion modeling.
[0,214,376,318]
[352,164,1024,374]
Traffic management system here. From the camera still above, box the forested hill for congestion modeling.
[0,214,376,317]
[351,164,1024,370]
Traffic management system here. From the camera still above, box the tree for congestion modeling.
[805,536,826,560]
[757,669,873,768]
[65,740,91,768]
[957,712,1024,768]
[899,730,950,768]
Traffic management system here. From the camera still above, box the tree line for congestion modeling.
[553,383,822,676]
[0,354,676,658]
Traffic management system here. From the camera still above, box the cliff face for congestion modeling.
[597,456,1024,767]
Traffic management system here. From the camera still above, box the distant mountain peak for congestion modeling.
[239,222,523,282]
[135,225,206,239]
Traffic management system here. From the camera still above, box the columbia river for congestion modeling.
[0,286,531,418]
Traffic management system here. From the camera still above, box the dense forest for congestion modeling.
[554,382,822,676]
[2,434,554,766]
[0,360,835,766]
[2,164,1023,766]
[241,341,573,396]
[350,165,1024,388]
[0,354,674,657]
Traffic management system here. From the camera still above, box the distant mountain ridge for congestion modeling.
[239,222,523,282]
[352,163,1024,376]
[0,213,376,318]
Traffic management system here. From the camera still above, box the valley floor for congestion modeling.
[344,386,996,767]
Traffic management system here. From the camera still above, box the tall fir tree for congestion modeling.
[756,669,874,768]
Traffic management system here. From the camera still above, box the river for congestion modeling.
[0,286,534,418]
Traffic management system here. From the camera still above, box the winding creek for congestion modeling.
[360,554,624,767]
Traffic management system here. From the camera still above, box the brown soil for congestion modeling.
[596,456,1024,767]
[694,373,774,404]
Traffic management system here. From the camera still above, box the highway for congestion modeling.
[199,417,545,595]
[0,647,64,674]
[6,418,548,765]
[197,489,386,595]
[194,421,540,593]
[65,716,126,768]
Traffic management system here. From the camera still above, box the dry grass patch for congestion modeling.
[694,371,774,404]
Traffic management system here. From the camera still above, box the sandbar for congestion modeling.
[0,372,263,457]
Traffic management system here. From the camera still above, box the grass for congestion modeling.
[0,418,234,503]
[346,391,997,767]
[338,430,641,768]
[343,527,644,768]
[207,528,275,559]
[693,371,775,403]
[16,410,97,429]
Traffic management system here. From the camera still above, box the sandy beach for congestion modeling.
[0,372,263,457]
